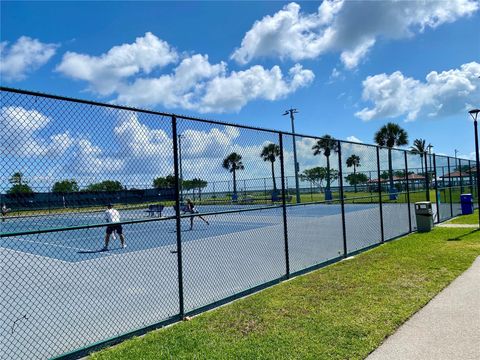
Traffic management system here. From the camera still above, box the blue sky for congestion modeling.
[1,1,479,190]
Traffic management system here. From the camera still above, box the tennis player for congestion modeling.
[1,204,11,222]
[103,203,126,250]
[185,198,209,230]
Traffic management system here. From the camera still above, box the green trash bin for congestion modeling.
[415,201,433,232]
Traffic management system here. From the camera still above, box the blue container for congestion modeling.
[460,194,474,215]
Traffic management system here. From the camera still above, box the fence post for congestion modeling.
[424,153,430,202]
[279,133,290,278]
[171,116,185,319]
[433,154,439,223]
[469,160,474,195]
[404,151,412,232]
[459,159,463,193]
[376,147,385,243]
[337,141,348,256]
[447,157,453,218]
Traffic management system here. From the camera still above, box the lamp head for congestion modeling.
[282,111,289,116]
[469,109,480,121]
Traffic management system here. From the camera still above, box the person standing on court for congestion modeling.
[103,203,126,250]
[1,204,11,222]
[185,198,209,230]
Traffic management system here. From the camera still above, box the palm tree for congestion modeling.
[260,143,280,192]
[374,123,408,198]
[222,152,244,197]
[346,154,361,193]
[410,138,430,176]
[312,135,339,200]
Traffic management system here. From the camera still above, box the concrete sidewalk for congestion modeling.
[367,256,480,360]
[437,223,478,228]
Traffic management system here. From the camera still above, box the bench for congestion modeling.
[272,195,293,202]
[239,197,254,204]
[145,204,164,217]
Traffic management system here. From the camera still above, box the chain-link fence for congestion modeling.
[1,87,478,359]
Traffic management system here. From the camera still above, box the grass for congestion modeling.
[90,227,480,360]
[449,209,479,225]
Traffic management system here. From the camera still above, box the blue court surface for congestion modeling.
[2,201,408,360]
[1,203,376,263]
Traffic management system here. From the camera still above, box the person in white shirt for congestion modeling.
[103,203,126,250]
[1,204,11,222]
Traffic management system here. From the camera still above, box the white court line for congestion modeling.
[7,237,91,252]
[0,247,72,265]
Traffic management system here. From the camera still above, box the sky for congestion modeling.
[1,1,480,190]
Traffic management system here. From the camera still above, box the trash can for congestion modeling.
[415,201,433,232]
[460,194,474,215]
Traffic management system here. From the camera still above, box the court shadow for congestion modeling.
[77,249,106,254]
[168,227,208,233]
[447,228,479,241]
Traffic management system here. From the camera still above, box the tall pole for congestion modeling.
[283,108,301,203]
[428,144,434,175]
[178,134,184,202]
[468,109,480,227]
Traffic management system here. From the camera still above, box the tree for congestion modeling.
[86,180,124,192]
[300,167,339,191]
[153,175,176,189]
[52,179,79,193]
[222,152,244,197]
[312,135,339,200]
[345,173,369,188]
[374,123,408,198]
[346,154,361,192]
[7,172,33,195]
[190,178,208,200]
[410,138,430,175]
[260,143,280,192]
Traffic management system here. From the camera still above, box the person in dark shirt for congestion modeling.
[185,198,209,230]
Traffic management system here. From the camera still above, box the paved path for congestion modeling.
[367,256,480,360]
[437,223,478,228]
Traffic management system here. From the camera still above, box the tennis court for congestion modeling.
[1,202,414,359]
[1,202,411,262]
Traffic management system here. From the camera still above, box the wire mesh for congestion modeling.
[340,142,382,253]
[0,87,475,359]
[435,155,451,222]
[379,147,411,240]
[175,118,287,312]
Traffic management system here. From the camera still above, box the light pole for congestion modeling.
[178,134,184,202]
[469,109,480,226]
[283,108,301,203]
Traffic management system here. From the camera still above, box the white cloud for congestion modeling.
[0,106,73,157]
[0,36,58,81]
[346,136,362,143]
[56,32,314,113]
[114,112,172,158]
[196,63,314,113]
[181,126,240,157]
[56,32,178,95]
[355,62,480,121]
[71,139,125,175]
[231,1,478,69]
[113,54,227,109]
[115,56,314,113]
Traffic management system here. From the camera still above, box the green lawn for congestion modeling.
[449,210,479,225]
[90,228,480,360]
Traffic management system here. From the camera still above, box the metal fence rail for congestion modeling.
[0,87,477,359]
